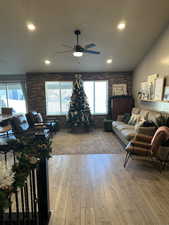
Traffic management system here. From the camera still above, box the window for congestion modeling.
[45,80,108,115]
[0,83,27,113]
[84,81,108,114]
[45,82,73,115]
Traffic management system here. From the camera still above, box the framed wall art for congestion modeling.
[154,78,164,100]
[140,82,151,100]
[112,84,127,96]
[163,86,169,101]
[148,74,158,100]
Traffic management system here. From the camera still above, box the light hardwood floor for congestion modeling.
[52,129,123,155]
[49,153,169,225]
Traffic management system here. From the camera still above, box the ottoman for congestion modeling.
[104,119,113,132]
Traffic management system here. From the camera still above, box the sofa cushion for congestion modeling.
[128,114,141,125]
[131,107,140,114]
[147,111,162,126]
[112,121,125,128]
[140,109,149,120]
[118,124,134,131]
[135,126,157,136]
[135,118,146,130]
[160,112,169,126]
[120,128,136,141]
[161,112,169,118]
[112,121,133,131]
[122,113,131,123]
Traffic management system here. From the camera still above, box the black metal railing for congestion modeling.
[0,150,50,225]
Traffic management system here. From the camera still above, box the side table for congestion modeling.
[104,119,113,132]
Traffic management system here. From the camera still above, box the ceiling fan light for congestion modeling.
[73,51,83,57]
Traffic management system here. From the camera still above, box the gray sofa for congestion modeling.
[112,107,166,146]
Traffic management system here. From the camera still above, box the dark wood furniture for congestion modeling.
[109,95,134,120]
[10,114,50,138]
[1,107,13,115]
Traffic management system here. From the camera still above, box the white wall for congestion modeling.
[133,24,169,112]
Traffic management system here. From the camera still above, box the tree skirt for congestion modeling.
[52,129,124,155]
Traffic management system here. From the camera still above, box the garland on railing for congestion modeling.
[0,136,52,211]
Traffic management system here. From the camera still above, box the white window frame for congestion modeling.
[45,80,108,116]
[0,82,27,113]
[84,80,108,115]
[45,81,73,116]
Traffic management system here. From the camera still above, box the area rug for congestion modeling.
[52,129,124,155]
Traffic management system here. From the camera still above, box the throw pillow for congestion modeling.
[135,118,146,130]
[142,121,156,127]
[128,114,141,125]
[122,113,131,123]
[117,115,124,122]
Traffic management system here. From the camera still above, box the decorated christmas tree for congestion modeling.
[66,74,94,131]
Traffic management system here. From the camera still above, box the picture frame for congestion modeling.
[148,74,158,100]
[112,84,127,96]
[163,86,169,101]
[154,78,164,100]
[140,82,150,100]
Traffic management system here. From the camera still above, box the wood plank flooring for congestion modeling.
[52,129,123,155]
[49,153,169,225]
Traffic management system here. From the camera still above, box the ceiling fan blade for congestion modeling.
[84,43,96,49]
[84,50,100,55]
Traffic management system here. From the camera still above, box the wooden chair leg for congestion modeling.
[149,155,154,162]
[162,152,169,171]
[162,162,166,171]
[124,152,130,168]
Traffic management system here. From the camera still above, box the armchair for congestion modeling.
[26,111,59,133]
[124,126,169,171]
[10,114,50,139]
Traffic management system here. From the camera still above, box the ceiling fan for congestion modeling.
[56,30,101,57]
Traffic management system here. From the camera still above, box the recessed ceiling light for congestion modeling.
[106,59,112,64]
[27,23,36,31]
[44,60,51,65]
[117,22,126,30]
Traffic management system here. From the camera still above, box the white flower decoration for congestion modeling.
[0,161,15,189]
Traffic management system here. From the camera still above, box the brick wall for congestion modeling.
[26,72,133,127]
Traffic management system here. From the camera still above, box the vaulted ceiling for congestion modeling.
[0,0,169,74]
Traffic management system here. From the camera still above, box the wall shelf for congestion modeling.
[139,99,169,103]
